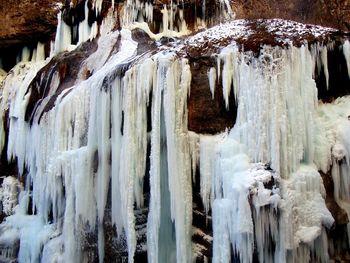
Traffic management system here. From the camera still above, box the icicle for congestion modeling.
[163,57,192,263]
[212,199,232,263]
[0,113,5,155]
[219,46,238,109]
[94,0,103,15]
[228,45,318,178]
[343,40,350,78]
[199,134,221,213]
[53,12,72,55]
[4,62,45,174]
[145,2,154,22]
[320,46,329,90]
[21,47,31,62]
[213,137,254,263]
[35,42,45,62]
[147,54,192,263]
[111,77,123,233]
[208,67,216,99]
[78,1,98,45]
[147,55,165,263]
[188,132,200,184]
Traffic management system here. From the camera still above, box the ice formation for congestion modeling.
[0,1,350,263]
[0,176,21,216]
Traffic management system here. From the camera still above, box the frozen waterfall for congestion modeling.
[0,1,350,263]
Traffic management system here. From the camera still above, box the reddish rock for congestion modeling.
[0,0,63,49]
[233,0,350,31]
[188,57,237,134]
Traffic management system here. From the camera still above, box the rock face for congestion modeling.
[233,0,350,31]
[0,0,350,50]
[0,0,62,70]
[0,0,60,48]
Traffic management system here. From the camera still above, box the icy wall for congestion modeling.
[1,1,350,263]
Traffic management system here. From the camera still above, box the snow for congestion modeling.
[0,176,21,216]
[279,166,333,247]
[184,20,253,48]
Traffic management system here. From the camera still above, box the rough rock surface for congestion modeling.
[233,0,350,31]
[0,0,63,51]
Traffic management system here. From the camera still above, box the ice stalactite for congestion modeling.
[219,46,239,109]
[199,134,222,213]
[209,41,348,262]
[212,135,278,263]
[343,40,350,78]
[20,47,31,63]
[0,112,5,155]
[217,45,318,179]
[163,56,192,263]
[147,54,193,263]
[3,61,46,175]
[52,5,98,57]
[207,67,216,99]
[0,28,141,262]
[78,1,98,45]
[52,12,72,55]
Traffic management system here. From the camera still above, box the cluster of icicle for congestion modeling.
[206,41,350,262]
[0,24,195,262]
[1,1,350,263]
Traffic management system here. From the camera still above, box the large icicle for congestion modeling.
[147,54,192,263]
[199,134,221,213]
[0,27,139,263]
[211,43,335,263]
[343,40,350,78]
[219,45,318,178]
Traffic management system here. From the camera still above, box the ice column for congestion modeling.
[147,54,192,263]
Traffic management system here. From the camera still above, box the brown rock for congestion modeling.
[233,0,350,31]
[188,57,237,134]
[0,0,63,49]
